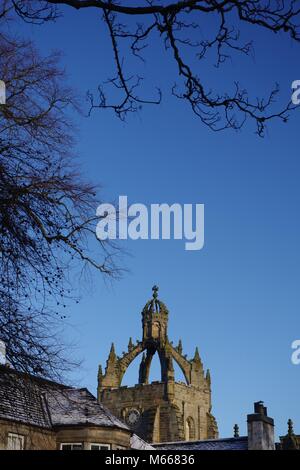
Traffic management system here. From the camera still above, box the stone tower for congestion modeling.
[97,286,218,443]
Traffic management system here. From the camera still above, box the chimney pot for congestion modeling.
[247,401,275,450]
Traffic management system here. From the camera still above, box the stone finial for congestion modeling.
[288,419,295,436]
[128,337,134,352]
[234,424,239,438]
[177,339,183,355]
[280,419,298,450]
[97,364,103,380]
[206,369,211,386]
[142,285,168,316]
[152,285,159,299]
[108,342,117,362]
[193,346,201,363]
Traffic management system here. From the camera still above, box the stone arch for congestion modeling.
[119,343,176,386]
[139,348,156,384]
[185,416,195,441]
[140,347,172,384]
[118,343,145,385]
[169,344,191,385]
[99,341,194,390]
[157,347,174,383]
[116,342,174,387]
[118,343,169,386]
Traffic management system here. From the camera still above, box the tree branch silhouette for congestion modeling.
[0,11,122,380]
[9,0,300,134]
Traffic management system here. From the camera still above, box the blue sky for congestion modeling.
[13,5,300,439]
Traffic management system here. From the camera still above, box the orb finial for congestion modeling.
[142,285,168,316]
[288,419,294,436]
[234,424,239,438]
[152,285,159,299]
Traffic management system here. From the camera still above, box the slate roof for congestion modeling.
[0,365,53,429]
[0,365,154,449]
[47,387,129,430]
[130,434,155,450]
[0,365,129,430]
[153,437,248,451]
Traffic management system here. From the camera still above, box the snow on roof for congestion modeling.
[130,433,154,450]
[0,366,128,432]
[47,387,129,430]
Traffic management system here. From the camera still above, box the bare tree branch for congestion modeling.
[0,11,122,380]
[9,0,299,134]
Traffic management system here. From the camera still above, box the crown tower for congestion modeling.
[97,287,218,443]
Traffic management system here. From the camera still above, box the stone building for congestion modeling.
[153,402,276,451]
[97,286,218,443]
[1,286,299,451]
[0,364,152,450]
[278,419,300,450]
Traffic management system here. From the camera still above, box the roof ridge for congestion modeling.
[154,436,248,445]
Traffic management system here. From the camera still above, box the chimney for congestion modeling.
[247,401,275,450]
[0,340,6,365]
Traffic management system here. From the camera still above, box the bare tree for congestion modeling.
[0,10,120,380]
[9,0,300,135]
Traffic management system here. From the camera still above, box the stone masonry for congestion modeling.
[97,286,218,443]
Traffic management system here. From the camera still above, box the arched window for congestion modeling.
[185,417,195,441]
